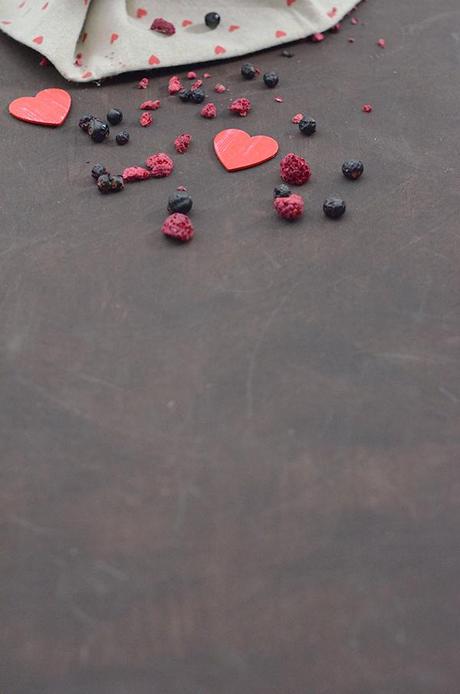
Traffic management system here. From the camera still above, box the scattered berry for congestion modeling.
[145,152,174,177]
[178,89,192,102]
[78,114,93,131]
[205,12,220,29]
[203,72,212,79]
[348,37,355,43]
[214,83,226,93]
[229,97,251,117]
[122,166,151,182]
[274,193,304,220]
[168,191,193,214]
[106,108,123,125]
[190,88,205,104]
[342,160,364,180]
[329,23,342,32]
[168,75,183,95]
[263,71,279,88]
[174,133,192,154]
[281,49,294,57]
[201,102,217,118]
[274,97,284,103]
[151,17,176,35]
[88,118,110,142]
[140,99,161,110]
[116,130,130,145]
[280,153,311,186]
[273,184,292,198]
[351,17,359,25]
[311,32,325,42]
[241,63,257,80]
[91,163,106,180]
[187,71,197,79]
[97,174,124,194]
[292,113,303,124]
[138,77,149,89]
[362,103,373,113]
[39,56,49,67]
[299,116,316,136]
[110,175,124,192]
[191,79,203,90]
[377,38,385,48]
[139,112,153,127]
[162,213,194,242]
[323,196,346,219]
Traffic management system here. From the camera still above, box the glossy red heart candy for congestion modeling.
[214,129,279,172]
[9,88,71,127]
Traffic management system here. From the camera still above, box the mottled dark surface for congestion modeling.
[1,1,460,692]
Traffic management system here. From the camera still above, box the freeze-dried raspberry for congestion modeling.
[229,98,251,117]
[122,166,152,182]
[139,112,153,127]
[201,103,217,119]
[138,77,149,89]
[377,38,385,48]
[191,79,203,90]
[145,152,174,177]
[187,71,197,79]
[214,83,226,93]
[174,133,192,154]
[362,103,373,113]
[151,17,176,35]
[274,193,304,220]
[280,153,311,186]
[161,213,194,242]
[311,32,325,42]
[203,72,211,79]
[168,75,182,95]
[292,113,304,124]
[140,99,161,110]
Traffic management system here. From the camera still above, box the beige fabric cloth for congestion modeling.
[0,0,357,82]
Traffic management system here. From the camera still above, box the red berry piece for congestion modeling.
[140,99,161,110]
[280,153,311,186]
[187,71,197,79]
[311,32,325,42]
[138,77,149,89]
[122,166,152,182]
[201,102,217,119]
[274,193,304,220]
[145,152,174,177]
[139,112,153,127]
[174,133,192,154]
[203,72,211,79]
[214,83,226,93]
[291,113,303,124]
[229,98,252,117]
[191,79,203,90]
[362,103,373,113]
[151,17,176,35]
[168,75,182,95]
[377,38,385,48]
[161,213,194,242]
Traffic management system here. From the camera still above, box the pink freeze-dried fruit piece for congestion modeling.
[274,193,304,220]
[191,79,203,90]
[140,99,161,110]
[187,71,197,79]
[139,112,153,127]
[162,213,194,242]
[362,103,373,113]
[138,77,149,89]
[145,152,174,177]
[151,17,175,35]
[168,75,182,95]
[377,38,386,48]
[311,32,325,42]
[280,153,311,186]
[174,133,192,154]
[229,97,251,117]
[201,103,217,119]
[123,166,152,182]
[292,113,304,124]
[214,83,226,93]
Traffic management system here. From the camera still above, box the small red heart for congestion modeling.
[110,32,119,44]
[9,88,71,127]
[182,19,192,27]
[148,54,160,65]
[136,8,147,18]
[228,25,240,32]
[276,30,286,37]
[327,6,337,17]
[287,0,296,5]
[214,45,226,55]
[214,129,279,172]
[32,35,43,44]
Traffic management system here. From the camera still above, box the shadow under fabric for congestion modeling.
[0,0,359,82]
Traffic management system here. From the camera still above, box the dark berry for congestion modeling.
[263,71,279,88]
[167,191,193,214]
[88,118,110,142]
[323,196,346,219]
[106,108,123,125]
[97,174,112,193]
[299,117,316,136]
[109,175,124,193]
[205,12,220,29]
[91,163,106,180]
[241,63,257,80]
[78,114,93,131]
[281,49,294,58]
[116,130,130,145]
[178,89,192,102]
[189,88,205,104]
[273,184,292,198]
[342,160,364,180]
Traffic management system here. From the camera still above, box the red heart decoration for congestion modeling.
[148,54,160,65]
[182,19,192,27]
[136,8,147,18]
[228,25,240,32]
[214,129,279,172]
[276,29,287,37]
[9,88,71,127]
[214,45,226,55]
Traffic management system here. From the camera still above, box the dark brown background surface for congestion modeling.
[1,1,460,692]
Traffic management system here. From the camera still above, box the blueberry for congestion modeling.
[273,184,291,198]
[97,174,112,193]
[263,71,279,88]
[116,130,130,145]
[109,175,124,193]
[342,160,364,180]
[88,117,110,142]
[323,196,346,219]
[190,88,205,104]
[205,12,220,29]
[167,191,193,214]
[78,114,94,131]
[178,89,192,102]
[91,163,106,180]
[106,108,123,125]
[241,63,257,80]
[299,117,316,136]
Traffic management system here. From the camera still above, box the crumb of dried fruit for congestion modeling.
[177,185,187,191]
[140,99,161,110]
[138,77,149,89]
[145,152,174,177]
[151,17,176,35]
[168,75,182,95]
[162,213,194,242]
[139,112,153,127]
[292,113,303,124]
[275,97,284,103]
[362,103,373,113]
[348,37,355,43]
[214,83,226,93]
[203,72,211,79]
[187,71,197,79]
[311,32,325,42]
[377,38,385,48]
[330,22,342,32]
[174,133,192,154]
[280,153,311,186]
[274,193,304,220]
[122,166,152,182]
[229,98,251,117]
[191,79,203,90]
[201,103,217,119]
[351,17,359,25]
[39,56,49,67]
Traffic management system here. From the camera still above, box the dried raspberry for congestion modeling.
[329,22,342,32]
[151,17,176,36]
[362,103,373,113]
[161,213,194,242]
[292,113,304,124]
[280,153,311,186]
[191,79,203,90]
[140,99,161,110]
[145,152,174,177]
[187,71,197,79]
[139,112,153,127]
[39,56,49,67]
[168,75,182,95]
[377,38,385,48]
[174,133,192,154]
[138,77,149,89]
[214,83,226,93]
[177,185,187,192]
[122,166,152,182]
[203,73,211,79]
[201,103,217,119]
[229,98,252,117]
[311,32,325,42]
[274,194,304,221]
